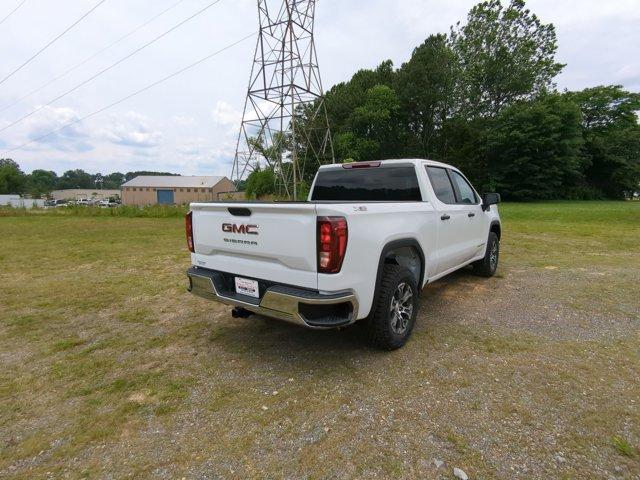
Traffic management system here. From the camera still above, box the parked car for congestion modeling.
[44,199,68,208]
[99,200,120,208]
[186,159,501,349]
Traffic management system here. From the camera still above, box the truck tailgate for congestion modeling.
[190,202,318,289]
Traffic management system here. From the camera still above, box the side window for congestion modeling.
[426,166,456,204]
[450,170,478,205]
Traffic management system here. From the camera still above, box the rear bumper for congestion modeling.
[186,267,359,329]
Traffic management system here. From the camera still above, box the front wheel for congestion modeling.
[366,264,419,350]
[473,231,500,277]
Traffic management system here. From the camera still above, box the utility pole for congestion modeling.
[231,0,334,200]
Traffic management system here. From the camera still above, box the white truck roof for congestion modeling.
[317,159,456,171]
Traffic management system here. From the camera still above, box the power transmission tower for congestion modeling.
[231,0,335,200]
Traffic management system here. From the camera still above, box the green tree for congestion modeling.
[247,132,291,171]
[26,169,58,197]
[291,99,342,184]
[324,60,396,140]
[57,169,94,189]
[449,0,564,118]
[566,86,640,198]
[333,132,379,162]
[0,159,26,194]
[394,34,458,158]
[92,173,104,189]
[234,179,247,191]
[124,171,179,181]
[605,128,640,198]
[595,127,640,198]
[103,172,125,189]
[486,94,584,200]
[344,84,401,160]
[441,117,492,190]
[567,85,640,131]
[245,167,276,199]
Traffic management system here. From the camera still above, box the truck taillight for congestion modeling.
[317,216,348,274]
[186,211,195,253]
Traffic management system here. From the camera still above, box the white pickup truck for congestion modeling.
[186,159,501,349]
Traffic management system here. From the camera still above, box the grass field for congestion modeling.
[1,201,639,479]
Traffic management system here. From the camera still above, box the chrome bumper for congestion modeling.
[187,267,358,329]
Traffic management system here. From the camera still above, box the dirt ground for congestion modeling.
[0,202,639,479]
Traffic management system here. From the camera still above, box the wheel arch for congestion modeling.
[373,239,426,306]
[490,221,501,240]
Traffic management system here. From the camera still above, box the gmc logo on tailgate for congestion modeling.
[222,223,259,235]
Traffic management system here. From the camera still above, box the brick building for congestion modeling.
[121,176,235,206]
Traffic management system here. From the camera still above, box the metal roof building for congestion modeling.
[121,175,235,206]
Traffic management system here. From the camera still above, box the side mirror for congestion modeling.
[482,193,501,211]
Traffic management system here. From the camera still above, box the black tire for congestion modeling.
[367,264,419,350]
[473,231,500,277]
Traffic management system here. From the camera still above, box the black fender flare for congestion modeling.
[489,220,502,240]
[372,239,426,308]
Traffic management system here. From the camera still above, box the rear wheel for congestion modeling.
[473,231,499,277]
[367,264,419,350]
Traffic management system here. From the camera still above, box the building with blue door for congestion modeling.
[121,176,235,206]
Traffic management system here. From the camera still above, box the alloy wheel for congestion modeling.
[389,282,413,334]
[490,241,499,270]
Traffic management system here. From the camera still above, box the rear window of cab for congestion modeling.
[311,166,422,201]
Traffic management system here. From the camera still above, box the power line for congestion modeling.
[1,33,256,156]
[0,0,224,135]
[0,0,27,27]
[0,0,108,86]
[0,0,188,115]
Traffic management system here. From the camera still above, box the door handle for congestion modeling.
[440,214,451,221]
[468,212,475,218]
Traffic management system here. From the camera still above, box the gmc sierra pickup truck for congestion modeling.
[186,159,501,350]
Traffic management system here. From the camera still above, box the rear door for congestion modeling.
[426,166,470,273]
[190,202,319,289]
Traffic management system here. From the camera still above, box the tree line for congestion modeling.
[252,0,640,200]
[0,160,178,197]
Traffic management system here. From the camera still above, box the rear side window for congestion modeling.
[426,166,456,204]
[311,166,422,201]
[450,170,478,204]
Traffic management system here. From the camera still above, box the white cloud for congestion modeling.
[176,137,208,157]
[23,105,93,153]
[211,100,242,131]
[101,111,162,149]
[172,115,197,127]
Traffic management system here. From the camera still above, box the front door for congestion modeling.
[448,170,486,259]
[426,166,470,273]
[157,189,174,205]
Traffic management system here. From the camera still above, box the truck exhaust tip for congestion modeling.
[231,307,254,319]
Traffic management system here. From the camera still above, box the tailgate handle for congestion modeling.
[228,207,252,217]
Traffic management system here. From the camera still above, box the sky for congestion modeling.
[0,0,638,177]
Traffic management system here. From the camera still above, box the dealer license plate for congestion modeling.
[235,277,259,298]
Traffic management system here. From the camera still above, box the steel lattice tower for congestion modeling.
[231,0,334,199]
